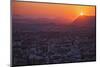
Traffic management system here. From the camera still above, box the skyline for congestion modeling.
[12,1,96,23]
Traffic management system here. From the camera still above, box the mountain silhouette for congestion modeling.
[12,15,96,32]
[12,16,70,32]
[71,16,96,32]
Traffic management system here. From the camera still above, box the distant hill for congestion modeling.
[70,16,96,33]
[12,15,96,33]
[12,15,70,32]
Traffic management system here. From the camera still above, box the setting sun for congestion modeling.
[80,12,84,16]
[12,1,96,22]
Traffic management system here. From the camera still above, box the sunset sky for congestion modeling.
[12,1,96,22]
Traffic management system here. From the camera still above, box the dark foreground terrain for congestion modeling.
[12,31,96,66]
[12,15,96,66]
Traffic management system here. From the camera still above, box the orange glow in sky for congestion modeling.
[12,1,96,22]
[80,12,84,16]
